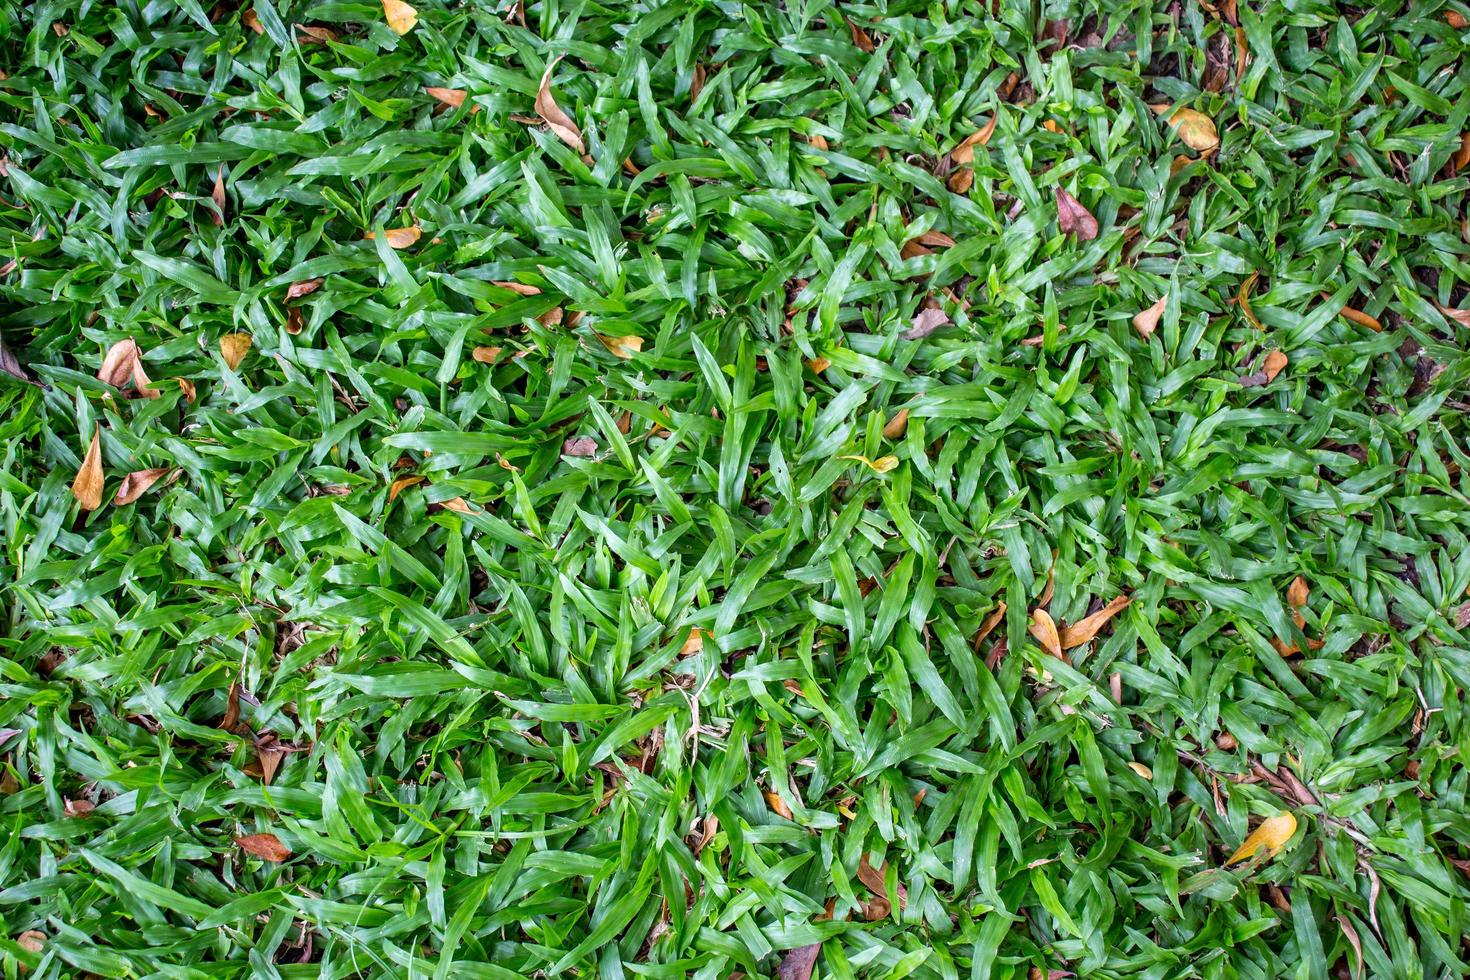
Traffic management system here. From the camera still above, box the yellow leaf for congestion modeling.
[1132,295,1166,338]
[1028,608,1062,658]
[1152,104,1220,153]
[1225,811,1297,865]
[1127,762,1153,779]
[71,429,104,511]
[536,57,586,156]
[219,333,252,370]
[382,0,417,34]
[839,454,899,474]
[596,334,643,359]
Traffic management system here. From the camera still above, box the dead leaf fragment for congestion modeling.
[776,943,821,980]
[945,117,997,193]
[1061,595,1132,649]
[905,306,951,340]
[596,334,643,359]
[97,337,160,398]
[242,8,263,33]
[974,602,1006,650]
[64,798,95,817]
[883,408,909,439]
[1133,295,1166,338]
[856,855,907,910]
[236,832,291,862]
[382,0,417,34]
[17,931,44,954]
[1263,350,1288,381]
[425,87,467,108]
[219,333,253,370]
[71,430,104,511]
[1152,104,1220,153]
[1127,762,1153,779]
[1028,608,1062,658]
[1224,811,1297,864]
[472,345,502,363]
[839,454,899,474]
[366,225,422,249]
[286,278,324,300]
[536,57,586,156]
[847,17,875,51]
[0,336,39,388]
[764,790,793,819]
[297,24,338,43]
[805,356,830,374]
[114,467,177,506]
[680,627,706,656]
[1436,304,1470,328]
[492,280,541,296]
[1447,10,1469,27]
[388,474,424,502]
[1054,187,1098,241]
[211,169,226,226]
[562,436,598,457]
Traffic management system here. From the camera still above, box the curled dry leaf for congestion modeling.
[367,225,422,249]
[905,306,951,340]
[562,436,598,457]
[596,334,643,359]
[1224,811,1297,864]
[974,602,1007,649]
[1054,187,1098,241]
[764,790,793,819]
[236,832,292,862]
[97,337,160,398]
[1127,762,1153,779]
[775,944,821,980]
[286,278,323,300]
[382,0,417,34]
[1061,595,1132,649]
[883,408,909,439]
[1151,104,1220,153]
[1237,272,1263,330]
[945,116,997,194]
[388,474,424,502]
[425,87,466,108]
[536,57,587,156]
[71,430,104,511]
[493,280,541,296]
[211,169,226,226]
[439,497,474,513]
[839,454,899,474]
[242,8,263,33]
[114,467,177,506]
[1028,608,1062,658]
[220,333,253,370]
[1263,350,1288,381]
[1325,296,1381,332]
[1132,295,1166,338]
[286,307,304,335]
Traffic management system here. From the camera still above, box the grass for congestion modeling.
[1,0,1469,976]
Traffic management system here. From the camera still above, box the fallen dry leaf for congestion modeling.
[1225,811,1297,864]
[425,87,467,108]
[945,117,997,193]
[286,278,324,300]
[883,408,909,439]
[1237,271,1263,330]
[690,63,706,102]
[805,356,831,374]
[211,169,226,226]
[389,474,424,502]
[472,345,503,363]
[764,789,793,819]
[536,57,586,156]
[242,8,263,33]
[905,306,951,340]
[297,24,338,43]
[839,454,899,474]
[219,333,252,370]
[1263,349,1288,381]
[366,225,421,249]
[1152,104,1220,153]
[114,467,176,506]
[680,627,706,656]
[856,855,907,910]
[1054,187,1098,241]
[1436,304,1470,328]
[493,280,541,296]
[596,334,643,359]
[1329,299,1381,332]
[1447,10,1469,27]
[1286,575,1309,610]
[71,430,104,511]
[286,307,304,335]
[1028,608,1062,658]
[1127,762,1153,779]
[1454,133,1470,172]
[0,336,39,388]
[1061,595,1132,649]
[562,436,598,457]
[64,798,94,817]
[237,832,291,862]
[17,931,44,954]
[775,944,821,980]
[974,602,1007,649]
[847,17,875,51]
[97,337,160,398]
[382,0,417,34]
[1132,295,1166,338]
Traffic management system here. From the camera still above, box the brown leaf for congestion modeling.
[439,497,473,513]
[177,378,197,403]
[856,855,907,910]
[1151,104,1220,153]
[1446,10,1469,27]
[211,169,226,226]
[1224,811,1297,864]
[113,467,176,506]
[64,798,95,817]
[847,17,875,52]
[71,430,104,511]
[904,306,951,340]
[0,336,39,388]
[242,8,263,33]
[1436,303,1470,328]
[1337,915,1364,980]
[562,436,598,457]
[1237,272,1263,330]
[917,230,956,248]
[974,602,1006,650]
[1132,295,1166,338]
[1286,575,1309,611]
[679,627,706,656]
[536,57,586,156]
[764,790,793,819]
[382,0,417,34]
[775,944,821,980]
[425,86,467,108]
[1028,608,1062,658]
[221,681,241,732]
[1457,601,1470,629]
[1061,595,1132,649]
[17,931,44,954]
[286,278,324,300]
[254,744,285,784]
[472,345,502,363]
[1325,297,1381,332]
[690,63,706,102]
[1263,349,1288,382]
[366,225,422,249]
[98,337,158,397]
[388,474,424,502]
[1454,133,1470,172]
[297,24,338,43]
[220,333,253,370]
[493,280,541,296]
[900,239,933,260]
[1054,187,1098,241]
[236,832,291,862]
[286,307,304,335]
[805,356,830,374]
[944,117,997,193]
[1235,26,1249,78]
[596,334,643,359]
[883,408,909,439]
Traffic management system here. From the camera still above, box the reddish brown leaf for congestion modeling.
[211,169,226,226]
[64,798,95,817]
[917,230,956,248]
[472,345,502,363]
[425,86,467,108]
[286,278,324,300]
[883,408,909,439]
[847,17,875,51]
[0,336,39,388]
[366,226,421,249]
[493,280,541,296]
[114,467,177,506]
[389,474,424,502]
[856,855,908,910]
[904,306,950,340]
[236,832,291,862]
[243,8,263,33]
[764,790,793,819]
[562,436,598,458]
[1263,349,1288,382]
[71,430,104,511]
[1055,187,1098,241]
[1446,10,1469,27]
[776,944,821,980]
[690,63,706,102]
[974,602,1006,650]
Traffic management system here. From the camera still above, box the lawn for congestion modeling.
[2,0,1470,976]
